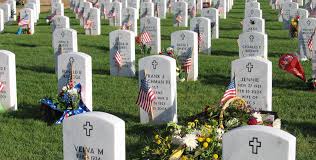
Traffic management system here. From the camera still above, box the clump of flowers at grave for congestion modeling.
[289,16,299,38]
[136,32,152,56]
[141,97,281,160]
[159,47,191,82]
[39,69,90,124]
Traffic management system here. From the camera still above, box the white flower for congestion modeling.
[273,119,281,129]
[216,128,224,140]
[252,112,263,122]
[182,134,198,151]
[171,135,183,145]
[68,88,78,96]
[62,86,67,91]
[167,47,174,52]
[191,129,202,137]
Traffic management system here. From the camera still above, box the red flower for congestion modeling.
[135,36,141,45]
[247,118,258,125]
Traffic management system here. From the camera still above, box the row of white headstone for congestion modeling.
[269,0,316,75]
[0,0,16,32]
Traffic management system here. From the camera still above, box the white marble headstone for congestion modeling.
[25,2,38,23]
[298,18,316,60]
[0,50,17,111]
[185,0,197,18]
[53,28,78,56]
[8,0,16,21]
[121,7,137,33]
[245,8,262,18]
[190,17,211,54]
[296,8,309,20]
[52,2,64,16]
[0,3,10,23]
[109,1,122,26]
[63,112,125,160]
[109,30,136,77]
[154,0,167,19]
[223,125,296,160]
[242,17,265,33]
[140,16,161,54]
[140,2,154,18]
[201,8,219,39]
[57,52,92,111]
[238,32,268,59]
[20,8,34,34]
[218,0,227,19]
[231,57,272,111]
[245,1,261,10]
[127,0,139,18]
[173,1,188,27]
[85,8,101,35]
[281,2,299,28]
[0,9,3,32]
[51,15,70,33]
[138,55,177,124]
[171,30,198,81]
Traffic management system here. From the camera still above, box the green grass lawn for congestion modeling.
[0,0,315,159]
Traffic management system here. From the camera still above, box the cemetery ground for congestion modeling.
[0,0,315,159]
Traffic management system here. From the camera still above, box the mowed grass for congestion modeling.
[0,0,315,159]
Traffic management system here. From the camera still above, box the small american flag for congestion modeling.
[84,20,93,29]
[220,78,236,105]
[140,31,152,44]
[114,50,122,68]
[307,29,315,51]
[107,8,116,18]
[198,31,203,45]
[218,7,224,14]
[182,57,192,73]
[136,77,156,113]
[190,6,196,17]
[176,14,183,23]
[121,20,132,30]
[0,82,4,92]
[18,15,29,26]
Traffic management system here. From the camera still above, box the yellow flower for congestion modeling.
[213,154,219,159]
[206,138,212,143]
[203,142,208,148]
[197,137,205,142]
[154,134,159,140]
[181,155,189,160]
[156,139,161,145]
[194,119,199,123]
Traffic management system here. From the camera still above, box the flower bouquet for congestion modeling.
[159,47,191,82]
[289,16,299,38]
[40,66,90,124]
[141,97,281,160]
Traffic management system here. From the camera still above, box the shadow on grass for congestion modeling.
[199,73,230,86]
[211,50,238,57]
[272,78,308,90]
[282,120,316,137]
[16,42,37,48]
[93,68,110,75]
[17,65,55,74]
[3,104,42,121]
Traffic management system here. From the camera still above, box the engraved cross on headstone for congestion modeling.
[249,137,262,154]
[246,62,253,72]
[152,60,158,69]
[83,121,93,136]
[180,33,186,40]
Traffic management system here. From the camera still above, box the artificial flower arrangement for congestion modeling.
[40,80,90,124]
[289,15,299,38]
[159,47,192,82]
[136,34,152,56]
[141,97,281,160]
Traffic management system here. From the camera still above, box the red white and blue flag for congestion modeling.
[182,57,192,73]
[114,50,122,68]
[140,31,152,44]
[136,77,156,113]
[107,8,116,18]
[307,29,315,50]
[220,77,236,105]
[0,82,4,92]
